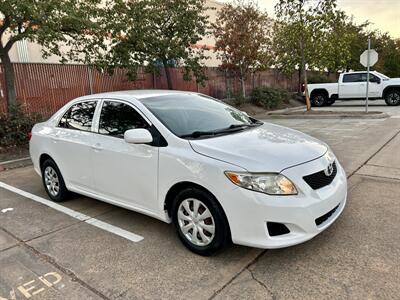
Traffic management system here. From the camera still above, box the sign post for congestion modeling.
[360,40,378,113]
[366,38,371,113]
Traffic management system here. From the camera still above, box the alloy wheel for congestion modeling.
[313,95,326,106]
[177,198,215,246]
[387,92,400,105]
[44,166,60,197]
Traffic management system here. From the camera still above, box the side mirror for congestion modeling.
[371,77,381,84]
[124,129,153,144]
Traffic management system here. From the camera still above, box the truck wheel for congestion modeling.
[311,93,327,107]
[385,90,400,106]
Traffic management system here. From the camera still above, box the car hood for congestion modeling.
[189,123,328,172]
[388,78,400,84]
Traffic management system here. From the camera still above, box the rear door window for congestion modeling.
[343,74,362,83]
[58,101,97,131]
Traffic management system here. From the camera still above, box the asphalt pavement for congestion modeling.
[0,100,399,299]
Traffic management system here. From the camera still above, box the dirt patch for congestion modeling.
[225,99,304,116]
[0,146,30,163]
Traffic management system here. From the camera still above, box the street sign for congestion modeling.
[362,39,379,113]
[360,49,378,67]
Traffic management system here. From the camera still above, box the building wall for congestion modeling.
[6,0,223,67]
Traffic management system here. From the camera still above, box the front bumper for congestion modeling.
[222,156,347,249]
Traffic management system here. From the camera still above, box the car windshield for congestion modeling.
[141,94,261,138]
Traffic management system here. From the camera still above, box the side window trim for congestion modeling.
[91,99,104,134]
[57,99,100,132]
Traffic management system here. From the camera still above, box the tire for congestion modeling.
[41,159,70,202]
[385,90,400,106]
[311,92,328,107]
[171,188,230,256]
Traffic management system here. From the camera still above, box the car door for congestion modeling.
[359,73,381,98]
[52,100,98,191]
[339,74,364,99]
[91,99,159,212]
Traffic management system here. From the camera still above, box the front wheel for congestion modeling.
[385,90,400,106]
[172,188,230,256]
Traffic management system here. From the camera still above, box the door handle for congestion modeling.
[91,143,103,151]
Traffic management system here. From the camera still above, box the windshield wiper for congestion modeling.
[180,123,260,139]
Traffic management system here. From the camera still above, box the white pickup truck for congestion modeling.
[307,71,400,107]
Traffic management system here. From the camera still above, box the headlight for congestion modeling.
[225,172,298,195]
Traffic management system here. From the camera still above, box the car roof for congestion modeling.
[342,71,378,75]
[78,89,198,101]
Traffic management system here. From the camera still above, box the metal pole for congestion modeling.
[87,65,94,95]
[366,37,371,113]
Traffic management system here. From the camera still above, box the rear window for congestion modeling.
[58,101,97,131]
[343,74,362,83]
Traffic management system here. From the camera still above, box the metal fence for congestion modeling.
[0,63,301,115]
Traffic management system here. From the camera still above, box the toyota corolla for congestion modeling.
[30,90,347,255]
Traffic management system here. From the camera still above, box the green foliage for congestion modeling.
[213,0,272,96]
[250,87,289,109]
[0,106,44,147]
[95,0,209,88]
[273,0,349,76]
[307,73,336,84]
[0,0,104,62]
[233,93,246,106]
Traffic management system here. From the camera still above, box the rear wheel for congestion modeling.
[385,90,400,106]
[41,159,69,202]
[311,92,327,107]
[171,188,230,256]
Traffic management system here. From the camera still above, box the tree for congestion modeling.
[97,0,209,90]
[212,0,271,98]
[0,0,104,113]
[345,26,400,77]
[317,10,354,75]
[274,0,342,110]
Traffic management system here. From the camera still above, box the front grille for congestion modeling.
[315,204,340,226]
[303,161,337,190]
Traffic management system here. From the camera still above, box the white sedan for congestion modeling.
[30,90,347,255]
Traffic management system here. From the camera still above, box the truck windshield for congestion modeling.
[375,72,390,79]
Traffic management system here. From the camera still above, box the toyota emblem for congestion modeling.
[324,163,334,176]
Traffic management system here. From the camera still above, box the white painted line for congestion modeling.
[0,157,31,165]
[0,181,144,242]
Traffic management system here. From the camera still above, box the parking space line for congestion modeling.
[0,181,144,243]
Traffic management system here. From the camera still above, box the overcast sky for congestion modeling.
[219,0,400,38]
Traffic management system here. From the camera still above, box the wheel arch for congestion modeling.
[163,181,231,238]
[382,85,400,99]
[39,153,55,171]
[310,88,329,99]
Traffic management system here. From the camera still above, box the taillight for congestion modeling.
[28,132,32,140]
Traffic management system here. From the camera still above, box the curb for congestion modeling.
[260,112,389,120]
[0,157,32,171]
[251,105,306,119]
